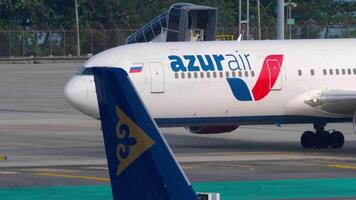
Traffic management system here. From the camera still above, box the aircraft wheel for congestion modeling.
[301,131,315,148]
[329,131,344,149]
[314,131,330,149]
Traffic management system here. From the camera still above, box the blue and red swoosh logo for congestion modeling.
[227,55,284,101]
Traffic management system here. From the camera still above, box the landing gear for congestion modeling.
[329,131,344,149]
[300,123,345,149]
[314,131,329,149]
[301,131,314,148]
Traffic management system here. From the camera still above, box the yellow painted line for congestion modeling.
[33,172,110,182]
[327,164,356,170]
[0,155,7,160]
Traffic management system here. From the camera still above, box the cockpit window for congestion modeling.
[75,66,85,75]
[81,68,93,76]
[75,67,93,76]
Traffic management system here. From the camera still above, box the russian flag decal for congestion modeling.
[129,66,143,73]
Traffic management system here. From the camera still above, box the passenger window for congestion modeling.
[187,72,191,79]
[336,69,340,75]
[213,72,217,78]
[348,69,351,75]
[194,72,198,78]
[323,69,327,75]
[329,69,333,75]
[200,72,204,78]
[298,70,302,76]
[238,71,242,77]
[175,73,179,79]
[226,71,230,78]
[245,71,249,77]
[342,69,346,75]
[232,71,236,77]
[310,69,315,76]
[354,68,356,75]
[219,71,224,78]
[181,72,185,79]
[207,72,211,78]
[251,71,255,77]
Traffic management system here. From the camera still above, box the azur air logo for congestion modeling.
[168,51,252,72]
[168,53,283,102]
[114,106,155,176]
[227,55,284,101]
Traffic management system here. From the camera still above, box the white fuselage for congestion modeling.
[64,39,356,127]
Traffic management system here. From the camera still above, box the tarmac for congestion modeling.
[1,63,356,199]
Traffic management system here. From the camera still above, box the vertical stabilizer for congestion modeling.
[92,67,199,200]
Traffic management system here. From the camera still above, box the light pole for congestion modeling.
[277,0,284,40]
[238,0,250,40]
[288,0,291,39]
[74,0,80,56]
[238,0,241,36]
[286,0,297,39]
[257,0,261,40]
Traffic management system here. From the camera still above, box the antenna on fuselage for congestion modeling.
[237,34,242,42]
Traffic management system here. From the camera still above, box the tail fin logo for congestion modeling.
[227,54,283,102]
[115,106,155,175]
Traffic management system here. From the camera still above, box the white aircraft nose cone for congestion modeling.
[64,76,88,112]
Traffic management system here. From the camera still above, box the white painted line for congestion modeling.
[83,166,108,170]
[23,168,79,173]
[0,171,18,175]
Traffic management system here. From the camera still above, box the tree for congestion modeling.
[293,0,356,25]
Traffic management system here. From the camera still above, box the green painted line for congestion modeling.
[193,178,356,200]
[0,185,112,200]
[1,178,356,200]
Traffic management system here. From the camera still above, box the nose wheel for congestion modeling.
[300,123,345,149]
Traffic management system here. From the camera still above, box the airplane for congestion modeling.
[64,39,356,149]
[92,67,202,200]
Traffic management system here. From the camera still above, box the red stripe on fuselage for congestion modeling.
[252,55,283,101]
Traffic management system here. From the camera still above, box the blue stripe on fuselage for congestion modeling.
[226,78,253,101]
[154,116,352,127]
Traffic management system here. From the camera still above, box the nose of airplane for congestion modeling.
[64,76,88,112]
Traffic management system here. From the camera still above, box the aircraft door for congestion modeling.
[149,62,165,93]
[266,56,283,91]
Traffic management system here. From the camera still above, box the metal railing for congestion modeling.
[0,24,355,58]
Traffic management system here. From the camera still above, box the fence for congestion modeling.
[0,24,355,58]
[0,26,133,58]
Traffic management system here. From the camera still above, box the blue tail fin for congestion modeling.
[92,67,199,200]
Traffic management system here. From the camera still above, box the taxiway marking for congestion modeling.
[0,171,18,175]
[327,164,356,170]
[0,155,7,160]
[33,172,109,182]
